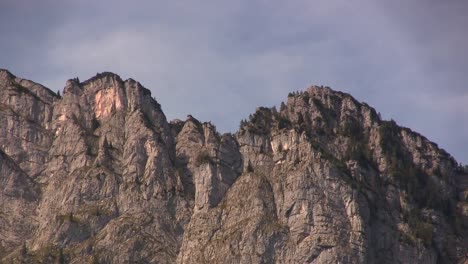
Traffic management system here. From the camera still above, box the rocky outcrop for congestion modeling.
[179,87,466,264]
[0,70,466,263]
[173,116,242,211]
[0,70,57,178]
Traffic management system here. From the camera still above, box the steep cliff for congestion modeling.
[0,70,466,263]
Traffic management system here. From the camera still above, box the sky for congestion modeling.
[1,0,467,164]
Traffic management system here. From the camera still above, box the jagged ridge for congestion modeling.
[0,71,466,263]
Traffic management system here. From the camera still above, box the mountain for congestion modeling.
[0,69,466,264]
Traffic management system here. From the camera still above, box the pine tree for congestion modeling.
[239,119,247,129]
[271,106,278,116]
[57,248,65,264]
[21,242,27,256]
[297,112,304,125]
[280,102,287,112]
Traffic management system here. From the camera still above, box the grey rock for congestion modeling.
[0,71,466,263]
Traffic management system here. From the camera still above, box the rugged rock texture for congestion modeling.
[0,69,466,263]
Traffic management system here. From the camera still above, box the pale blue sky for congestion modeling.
[1,0,467,163]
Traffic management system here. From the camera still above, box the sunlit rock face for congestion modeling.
[0,70,467,264]
[94,87,122,118]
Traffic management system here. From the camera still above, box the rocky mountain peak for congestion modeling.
[0,70,466,263]
[63,78,82,95]
[0,68,16,82]
[81,71,123,85]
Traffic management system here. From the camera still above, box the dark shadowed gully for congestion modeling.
[0,70,467,263]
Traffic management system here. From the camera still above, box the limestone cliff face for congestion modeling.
[0,70,466,263]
